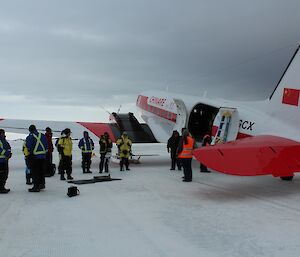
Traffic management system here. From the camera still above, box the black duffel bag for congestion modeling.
[45,163,56,177]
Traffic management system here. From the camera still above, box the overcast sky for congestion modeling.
[1,0,300,122]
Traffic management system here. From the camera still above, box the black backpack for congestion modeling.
[67,186,80,197]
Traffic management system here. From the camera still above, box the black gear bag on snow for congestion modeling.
[67,186,80,197]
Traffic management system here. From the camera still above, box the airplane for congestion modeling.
[1,45,300,180]
[136,45,300,181]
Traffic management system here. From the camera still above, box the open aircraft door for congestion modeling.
[212,107,239,144]
[173,99,188,132]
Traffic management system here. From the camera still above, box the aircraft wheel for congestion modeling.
[280,176,294,181]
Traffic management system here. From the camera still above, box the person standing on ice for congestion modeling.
[0,129,12,194]
[167,130,181,171]
[116,132,132,171]
[57,128,73,180]
[99,132,112,173]
[199,134,212,173]
[45,127,54,176]
[22,140,32,185]
[26,125,48,192]
[177,129,195,182]
[78,131,94,173]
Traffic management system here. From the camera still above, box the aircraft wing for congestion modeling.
[193,135,300,177]
[0,114,157,143]
[0,118,117,141]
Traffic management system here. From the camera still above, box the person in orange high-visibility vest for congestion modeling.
[177,129,195,182]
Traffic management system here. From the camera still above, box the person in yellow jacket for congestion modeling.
[22,141,32,185]
[57,128,73,180]
[116,132,132,171]
[177,129,195,182]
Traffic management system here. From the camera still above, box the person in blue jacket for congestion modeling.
[0,129,12,194]
[78,131,94,173]
[26,125,48,192]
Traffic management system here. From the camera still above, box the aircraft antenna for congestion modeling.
[99,105,111,115]
[117,105,122,113]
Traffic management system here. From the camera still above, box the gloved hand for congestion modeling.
[167,148,170,153]
[57,145,64,155]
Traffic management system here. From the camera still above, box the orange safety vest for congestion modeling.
[178,136,194,159]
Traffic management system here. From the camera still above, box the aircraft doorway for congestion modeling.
[187,104,218,143]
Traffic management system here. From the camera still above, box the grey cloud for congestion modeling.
[0,0,300,121]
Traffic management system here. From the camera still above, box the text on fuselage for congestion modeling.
[149,96,166,107]
[239,120,255,130]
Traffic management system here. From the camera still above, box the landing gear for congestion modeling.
[280,176,294,181]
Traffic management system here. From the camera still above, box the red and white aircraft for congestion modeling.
[136,45,300,180]
[1,45,300,180]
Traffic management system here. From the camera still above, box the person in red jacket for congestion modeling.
[45,127,54,176]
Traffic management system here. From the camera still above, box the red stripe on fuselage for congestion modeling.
[136,95,177,123]
[77,122,116,142]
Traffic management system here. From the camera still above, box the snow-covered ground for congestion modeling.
[1,141,300,257]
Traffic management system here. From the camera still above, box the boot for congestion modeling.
[87,163,92,173]
[26,178,32,185]
[67,175,73,180]
[60,175,66,181]
[0,188,10,194]
[28,187,40,192]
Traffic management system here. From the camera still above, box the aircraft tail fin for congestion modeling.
[267,45,300,131]
[269,45,300,106]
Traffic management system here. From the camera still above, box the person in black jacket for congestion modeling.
[167,130,181,170]
[200,134,212,172]
[99,132,113,173]
[0,129,12,194]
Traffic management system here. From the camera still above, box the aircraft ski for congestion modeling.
[111,153,159,164]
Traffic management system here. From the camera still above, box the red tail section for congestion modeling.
[193,135,300,177]
[76,122,116,142]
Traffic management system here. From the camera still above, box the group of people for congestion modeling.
[78,130,133,173]
[0,124,207,193]
[0,124,134,194]
[167,128,211,182]
[57,129,132,179]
